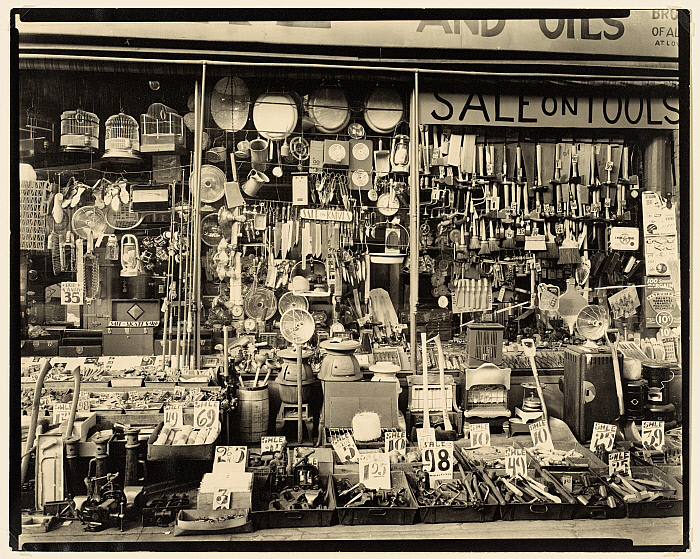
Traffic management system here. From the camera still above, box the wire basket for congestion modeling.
[20,179,50,251]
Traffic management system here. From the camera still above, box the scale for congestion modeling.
[279,308,316,444]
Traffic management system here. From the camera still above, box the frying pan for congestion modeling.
[307,86,350,134]
[210,76,250,132]
[253,92,298,141]
[364,87,403,134]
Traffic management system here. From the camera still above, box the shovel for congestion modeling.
[432,335,457,440]
[224,152,245,208]
[605,329,643,442]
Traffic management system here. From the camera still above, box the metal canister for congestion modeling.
[642,362,673,405]
[622,379,647,420]
[644,403,676,423]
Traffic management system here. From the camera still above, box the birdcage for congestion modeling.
[60,108,100,152]
[20,108,55,159]
[103,112,140,159]
[140,103,185,153]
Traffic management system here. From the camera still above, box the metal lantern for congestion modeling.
[140,103,185,153]
[103,112,141,160]
[60,108,100,152]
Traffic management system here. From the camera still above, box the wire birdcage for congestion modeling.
[140,103,185,153]
[103,112,141,159]
[60,108,99,152]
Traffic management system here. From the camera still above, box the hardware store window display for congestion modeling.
[11,9,689,553]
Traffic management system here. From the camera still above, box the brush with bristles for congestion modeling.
[545,220,559,260]
[478,218,491,255]
[557,218,582,265]
[488,219,500,252]
[502,222,517,249]
[469,214,482,251]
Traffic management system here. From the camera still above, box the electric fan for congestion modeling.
[71,206,107,240]
[279,308,316,443]
[575,305,610,348]
[278,292,309,315]
[243,287,277,321]
[192,165,226,203]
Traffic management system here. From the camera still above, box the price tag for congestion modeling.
[604,197,612,208]
[193,400,219,429]
[331,433,359,464]
[40,396,52,406]
[555,222,564,234]
[359,452,391,490]
[468,423,491,448]
[516,227,526,237]
[608,451,631,476]
[260,436,286,454]
[562,474,573,493]
[384,431,407,455]
[189,386,202,400]
[128,390,140,401]
[77,398,91,412]
[163,404,184,427]
[529,418,554,451]
[511,202,517,212]
[52,402,71,424]
[505,447,527,478]
[213,488,231,510]
[589,422,617,452]
[570,200,578,210]
[422,441,453,487]
[642,420,665,450]
[60,282,83,305]
[605,161,614,171]
[174,387,185,399]
[416,427,436,451]
[213,446,247,473]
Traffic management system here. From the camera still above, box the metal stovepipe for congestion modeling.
[409,71,420,376]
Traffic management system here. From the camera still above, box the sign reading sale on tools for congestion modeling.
[419,93,679,129]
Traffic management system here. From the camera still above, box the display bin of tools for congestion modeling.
[497,468,572,521]
[147,420,219,461]
[600,466,683,518]
[406,471,500,523]
[515,440,608,471]
[251,474,337,530]
[547,469,627,520]
[333,471,418,526]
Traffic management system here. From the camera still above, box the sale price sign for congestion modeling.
[193,400,220,429]
[331,433,359,464]
[609,451,631,477]
[529,418,555,451]
[642,420,665,451]
[589,422,617,452]
[53,402,72,425]
[422,440,454,487]
[359,452,391,490]
[163,404,184,427]
[384,431,407,455]
[260,436,286,454]
[213,446,248,474]
[60,282,84,306]
[468,423,491,448]
[505,447,527,478]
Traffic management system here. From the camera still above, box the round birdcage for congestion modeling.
[104,112,141,159]
[60,108,100,152]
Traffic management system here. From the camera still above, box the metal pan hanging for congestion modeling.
[307,87,350,134]
[363,87,403,134]
[252,92,298,141]
[210,76,250,132]
[192,164,227,203]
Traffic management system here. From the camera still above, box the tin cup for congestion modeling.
[249,138,269,171]
[235,140,251,159]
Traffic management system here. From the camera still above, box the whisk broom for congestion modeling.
[478,218,491,255]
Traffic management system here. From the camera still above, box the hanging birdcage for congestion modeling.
[60,108,99,152]
[103,112,141,160]
[140,103,185,153]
